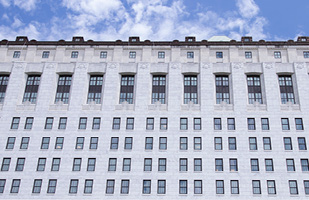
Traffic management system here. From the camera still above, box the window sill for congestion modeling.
[247,103,267,111]
[115,103,134,110]
[181,103,200,111]
[49,103,68,111]
[148,103,167,111]
[16,103,36,111]
[82,104,101,111]
[281,103,300,111]
[214,103,233,111]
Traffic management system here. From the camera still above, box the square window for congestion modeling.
[274,51,281,58]
[110,137,119,149]
[13,51,21,58]
[158,51,165,58]
[100,51,107,58]
[45,117,53,129]
[261,118,269,130]
[145,137,153,150]
[55,137,64,149]
[146,118,154,130]
[215,158,223,171]
[6,137,15,149]
[227,118,235,130]
[214,118,221,130]
[180,137,187,150]
[87,158,96,171]
[78,117,87,129]
[214,137,222,150]
[71,51,79,58]
[245,51,252,58]
[11,117,20,129]
[295,118,304,130]
[90,137,98,149]
[247,118,255,130]
[180,118,188,130]
[160,118,168,130]
[75,137,84,149]
[159,137,167,150]
[187,51,194,58]
[42,51,50,58]
[194,118,201,130]
[41,137,50,149]
[216,52,223,58]
[20,137,29,149]
[304,51,309,58]
[129,51,136,58]
[126,118,134,130]
[92,117,100,129]
[124,137,133,150]
[112,117,120,129]
[194,137,202,150]
[144,158,152,171]
[58,117,67,129]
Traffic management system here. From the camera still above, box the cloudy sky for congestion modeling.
[0,0,308,41]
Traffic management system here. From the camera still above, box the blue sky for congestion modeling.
[0,0,308,41]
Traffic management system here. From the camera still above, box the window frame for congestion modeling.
[37,158,46,171]
[22,75,41,103]
[32,179,42,194]
[6,137,15,149]
[180,118,188,130]
[89,137,98,149]
[194,137,202,150]
[145,137,153,150]
[44,117,53,129]
[124,137,133,150]
[119,75,134,104]
[261,118,269,130]
[87,158,96,171]
[112,117,120,129]
[126,117,134,130]
[146,118,154,130]
[87,75,103,104]
[144,158,152,171]
[69,179,78,194]
[215,158,223,171]
[184,75,198,104]
[72,158,82,171]
[47,179,57,193]
[152,75,166,104]
[159,137,167,150]
[41,137,50,149]
[160,118,168,130]
[216,180,224,194]
[110,137,119,149]
[11,117,20,129]
[179,180,188,194]
[55,75,72,104]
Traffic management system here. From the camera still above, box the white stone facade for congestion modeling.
[0,36,309,199]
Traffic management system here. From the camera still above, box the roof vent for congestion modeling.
[16,36,28,42]
[241,36,252,42]
[185,36,196,42]
[297,36,309,42]
[129,37,140,42]
[72,36,84,42]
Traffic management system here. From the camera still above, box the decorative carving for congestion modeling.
[140,63,149,69]
[281,101,300,111]
[264,63,273,69]
[181,101,200,111]
[14,63,24,69]
[232,63,242,69]
[115,101,134,110]
[202,63,211,69]
[214,101,234,111]
[77,64,87,69]
[46,64,55,69]
[148,101,168,111]
[170,63,180,69]
[108,63,118,69]
[295,62,305,69]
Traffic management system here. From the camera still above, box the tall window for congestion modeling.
[108,158,117,171]
[112,117,120,129]
[157,180,166,194]
[87,75,103,104]
[72,158,81,171]
[247,75,262,104]
[160,118,168,130]
[10,179,20,193]
[41,137,50,149]
[20,137,29,149]
[263,137,272,150]
[227,118,235,130]
[194,137,202,150]
[194,118,201,130]
[180,118,188,130]
[298,137,307,150]
[1,158,11,171]
[55,75,72,104]
[229,159,238,171]
[251,159,259,171]
[304,180,309,195]
[123,158,131,171]
[179,158,187,171]
[32,179,42,193]
[58,117,67,129]
[214,137,222,150]
[278,75,295,104]
[110,137,119,149]
[6,137,15,149]
[145,137,153,150]
[265,159,274,171]
[152,75,166,104]
[124,137,133,150]
[184,75,198,104]
[286,159,295,171]
[47,179,57,193]
[120,75,134,104]
[0,179,5,193]
[89,137,98,149]
[281,118,290,130]
[44,117,53,129]
[143,180,151,194]
[146,118,154,130]
[261,118,269,130]
[159,137,167,150]
[216,75,230,104]
[126,118,134,130]
[301,159,309,171]
[249,137,257,150]
[267,180,276,194]
[214,118,222,130]
[252,180,261,194]
[92,118,100,129]
[180,137,188,150]
[215,158,223,171]
[228,137,237,150]
[144,158,152,171]
[23,75,40,103]
[78,117,87,129]
[179,180,187,194]
[15,158,25,171]
[231,180,239,194]
[194,158,202,171]
[24,117,33,129]
[87,158,96,171]
[247,118,255,130]
[194,180,202,194]
[216,180,224,194]
[69,179,78,194]
[295,118,304,130]
[51,158,61,171]
[289,180,298,195]
[106,180,115,194]
[55,137,64,149]
[11,117,20,129]
[0,75,9,103]
[121,180,130,194]
[75,137,84,149]
[284,137,293,150]
[158,158,166,171]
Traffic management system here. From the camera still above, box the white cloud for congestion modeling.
[0,0,38,11]
[12,16,23,28]
[0,0,10,7]
[236,0,259,19]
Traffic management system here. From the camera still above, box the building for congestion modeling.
[0,35,309,199]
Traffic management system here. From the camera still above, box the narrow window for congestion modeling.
[187,52,194,58]
[84,180,93,194]
[15,158,25,171]
[152,75,166,104]
[251,159,259,171]
[108,158,117,171]
[6,137,15,149]
[267,180,276,194]
[158,158,166,171]
[41,137,50,149]
[112,117,120,129]
[249,137,257,150]
[69,179,78,194]
[214,137,222,150]
[247,118,255,130]
[78,117,87,129]
[55,75,72,104]
[301,159,309,171]
[252,180,261,194]
[304,180,309,195]
[245,51,252,58]
[274,51,281,58]
[87,75,103,104]
[13,51,20,58]
[216,52,223,58]
[261,118,269,130]
[298,137,307,150]
[126,118,134,130]
[75,137,84,149]
[37,158,46,171]
[120,75,134,104]
[227,118,235,130]
[87,158,96,171]
[58,117,67,129]
[278,75,295,104]
[123,158,131,171]
[0,179,5,193]
[143,180,151,194]
[89,137,98,149]
[281,118,290,130]
[289,180,298,195]
[42,51,49,58]
[11,117,20,129]
[1,158,11,171]
[194,180,202,194]
[295,118,304,130]
[231,180,239,194]
[145,137,153,150]
[0,75,9,103]
[265,159,274,171]
[194,158,202,171]
[32,179,42,193]
[180,118,188,130]
[228,137,237,150]
[124,137,133,150]
[214,118,222,130]
[263,137,272,150]
[184,75,198,104]
[72,158,81,171]
[229,159,238,171]
[247,75,262,104]
[194,137,202,150]
[144,158,152,171]
[47,179,57,193]
[106,180,115,194]
[159,137,167,150]
[179,158,187,171]
[129,51,136,58]
[55,137,64,149]
[157,180,166,194]
[158,51,165,58]
[51,158,60,171]
[121,180,130,194]
[110,137,119,149]
[180,137,187,150]
[286,159,295,171]
[160,118,168,130]
[44,117,53,129]
[216,180,224,194]
[23,75,40,103]
[284,137,293,150]
[216,75,230,104]
[215,158,223,171]
[10,179,20,193]
[179,180,187,194]
[146,118,154,130]
[100,51,107,58]
[194,118,201,130]
[24,117,33,129]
